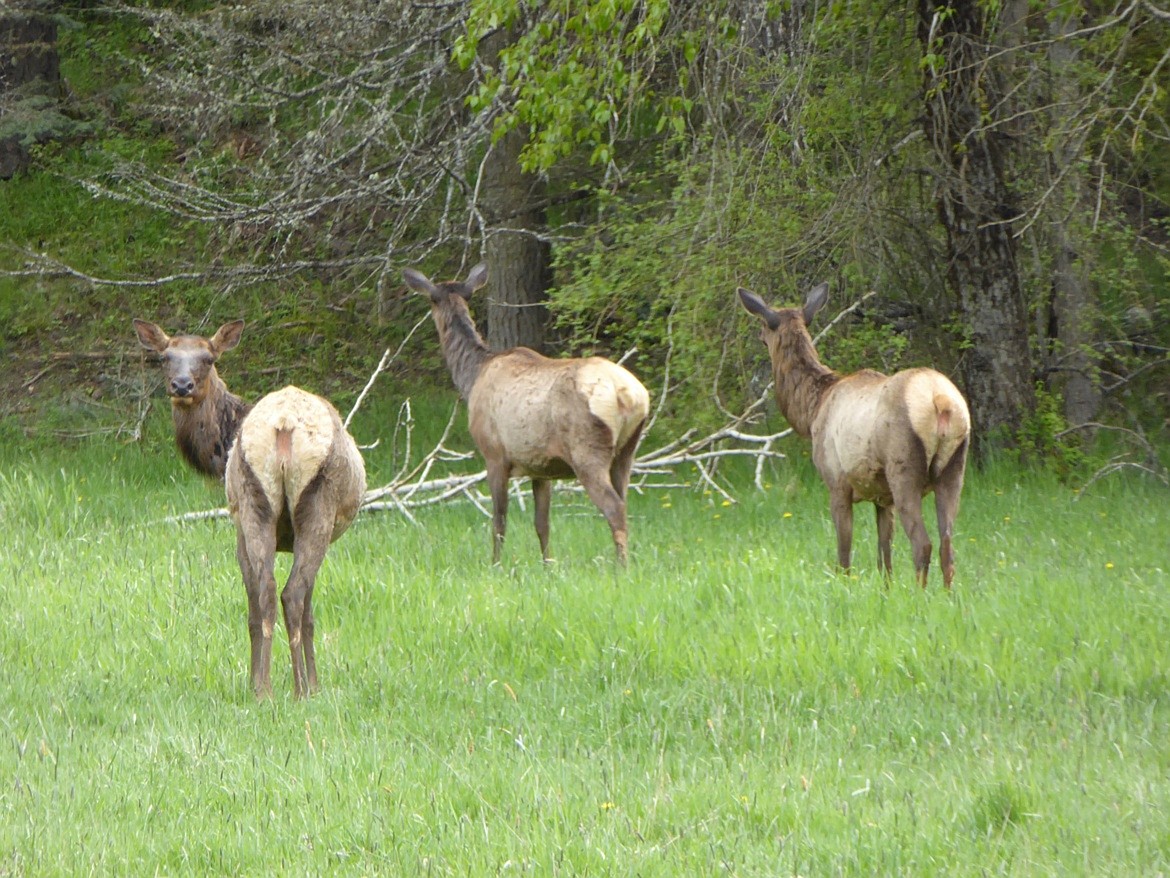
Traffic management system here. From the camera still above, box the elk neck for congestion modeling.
[768,324,840,439]
[172,368,251,479]
[433,302,493,400]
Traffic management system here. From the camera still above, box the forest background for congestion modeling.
[1,0,1168,475]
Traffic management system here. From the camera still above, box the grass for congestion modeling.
[0,425,1167,876]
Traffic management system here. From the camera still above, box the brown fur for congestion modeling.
[134,320,366,698]
[404,263,650,565]
[738,283,971,588]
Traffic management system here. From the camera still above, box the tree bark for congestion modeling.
[1044,3,1101,427]
[0,3,61,179]
[477,26,551,353]
[480,125,552,352]
[917,0,1034,457]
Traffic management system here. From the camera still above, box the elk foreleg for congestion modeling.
[486,460,510,564]
[532,479,552,562]
[828,485,854,573]
[875,503,894,579]
[236,524,278,700]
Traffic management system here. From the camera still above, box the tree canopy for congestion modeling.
[1,0,1167,462]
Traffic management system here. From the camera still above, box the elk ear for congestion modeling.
[802,282,829,325]
[737,288,780,330]
[133,319,171,353]
[402,267,438,298]
[464,262,488,295]
[210,319,245,355]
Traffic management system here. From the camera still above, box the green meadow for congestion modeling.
[0,418,1167,876]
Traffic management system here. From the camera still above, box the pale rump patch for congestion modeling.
[235,386,337,512]
[904,371,970,468]
[578,360,650,448]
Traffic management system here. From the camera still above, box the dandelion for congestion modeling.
[600,802,616,811]
[661,501,672,509]
[713,513,721,520]
[783,512,793,519]
[721,499,732,507]
[1003,515,1011,523]
[1105,562,1114,570]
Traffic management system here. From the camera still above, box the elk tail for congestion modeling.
[933,393,953,437]
[275,427,294,468]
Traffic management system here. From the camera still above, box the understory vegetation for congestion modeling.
[0,425,1167,875]
[2,1,1168,460]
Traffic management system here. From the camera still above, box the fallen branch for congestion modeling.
[158,292,876,526]
[1062,422,1170,496]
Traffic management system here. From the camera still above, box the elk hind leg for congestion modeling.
[609,423,644,501]
[236,517,279,700]
[891,488,931,587]
[284,500,334,698]
[933,439,968,589]
[576,464,630,565]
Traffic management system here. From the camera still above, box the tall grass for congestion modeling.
[0,432,1167,875]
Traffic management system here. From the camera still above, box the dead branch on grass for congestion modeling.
[159,293,879,526]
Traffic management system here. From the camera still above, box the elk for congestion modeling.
[133,319,366,698]
[737,282,970,588]
[402,263,650,565]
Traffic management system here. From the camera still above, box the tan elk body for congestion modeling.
[403,263,649,564]
[133,319,365,698]
[738,283,970,587]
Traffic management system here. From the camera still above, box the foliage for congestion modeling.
[0,0,1167,448]
[1009,383,1091,480]
[544,6,939,429]
[456,0,697,170]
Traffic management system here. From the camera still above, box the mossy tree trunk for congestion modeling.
[917,0,1035,457]
[0,2,61,179]
[477,25,552,354]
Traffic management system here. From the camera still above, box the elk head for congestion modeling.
[133,319,244,407]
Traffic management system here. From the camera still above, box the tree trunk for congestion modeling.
[917,0,1034,457]
[0,3,61,179]
[480,125,552,352]
[477,26,551,353]
[1045,4,1101,426]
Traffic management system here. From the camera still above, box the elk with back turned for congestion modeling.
[737,282,970,587]
[402,263,650,565]
[133,318,366,698]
